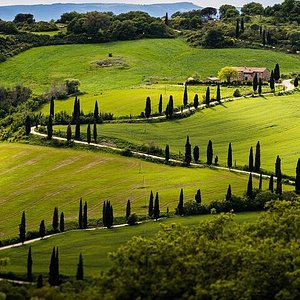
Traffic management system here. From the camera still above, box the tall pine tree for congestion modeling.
[258,77,263,95]
[76,253,84,281]
[75,116,81,140]
[165,145,170,162]
[195,189,201,204]
[94,101,99,123]
[247,173,253,199]
[83,201,88,229]
[39,220,45,238]
[274,63,280,82]
[148,191,154,217]
[205,87,210,107]
[253,73,258,93]
[93,121,97,143]
[19,211,26,244]
[59,212,64,232]
[25,115,31,135]
[227,142,232,168]
[259,173,263,190]
[183,85,188,106]
[184,136,192,166]
[254,141,261,172]
[66,124,72,141]
[126,199,131,220]
[145,96,151,118]
[158,94,163,114]
[87,123,91,144]
[153,192,160,220]
[49,247,56,286]
[193,94,199,109]
[177,188,184,216]
[207,140,213,165]
[270,70,275,91]
[50,96,55,117]
[269,175,274,193]
[47,115,53,140]
[216,84,221,102]
[78,198,83,229]
[249,146,254,172]
[235,19,240,38]
[52,207,59,232]
[226,184,232,202]
[27,246,33,282]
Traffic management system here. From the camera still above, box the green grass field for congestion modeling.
[55,92,300,176]
[0,38,298,101]
[40,84,270,117]
[0,143,268,239]
[0,212,259,277]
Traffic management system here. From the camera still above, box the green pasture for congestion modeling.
[40,84,260,117]
[55,92,300,176]
[0,143,266,239]
[0,211,259,277]
[0,38,298,97]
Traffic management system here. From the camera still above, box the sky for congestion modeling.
[0,0,283,7]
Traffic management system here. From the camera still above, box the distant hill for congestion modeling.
[0,2,202,21]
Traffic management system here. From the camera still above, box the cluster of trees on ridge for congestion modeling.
[3,200,300,298]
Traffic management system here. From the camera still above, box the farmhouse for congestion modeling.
[236,67,270,82]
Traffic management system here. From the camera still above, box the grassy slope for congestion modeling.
[0,38,298,115]
[0,212,259,276]
[0,143,267,239]
[55,92,300,176]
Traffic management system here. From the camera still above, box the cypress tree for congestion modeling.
[25,115,31,135]
[49,247,56,286]
[126,199,131,220]
[195,189,201,204]
[167,95,174,118]
[294,77,299,88]
[235,19,240,38]
[183,84,188,106]
[37,275,43,288]
[193,94,199,109]
[39,220,45,238]
[296,158,300,194]
[165,12,169,26]
[184,136,192,166]
[148,191,154,217]
[77,99,81,119]
[275,155,281,178]
[274,63,280,82]
[83,201,88,229]
[19,211,26,244]
[102,201,106,227]
[226,184,232,202]
[193,145,199,162]
[52,207,59,232]
[47,115,53,140]
[76,253,84,281]
[145,96,151,118]
[255,141,261,172]
[276,172,282,195]
[258,77,263,95]
[269,175,274,193]
[72,97,78,123]
[75,116,80,140]
[241,17,244,32]
[153,192,160,220]
[214,155,219,166]
[216,84,221,102]
[87,123,91,144]
[94,100,99,123]
[259,25,262,36]
[270,70,275,91]
[59,212,64,232]
[253,73,258,93]
[78,198,83,229]
[66,124,72,141]
[205,86,210,107]
[249,146,254,172]
[50,96,55,117]
[206,140,213,165]
[93,120,97,143]
[55,247,60,286]
[165,144,170,162]
[177,188,184,216]
[158,94,163,114]
[259,173,263,190]
[227,142,232,168]
[106,201,113,229]
[27,246,33,282]
[247,173,253,199]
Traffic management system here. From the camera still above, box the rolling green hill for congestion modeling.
[0,212,259,277]
[0,143,267,239]
[0,38,299,116]
[55,92,300,176]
